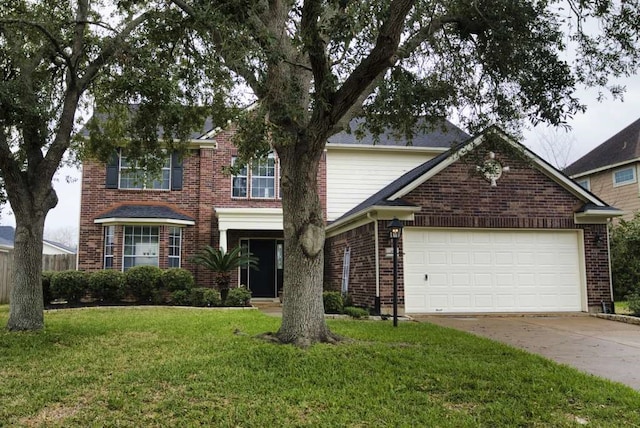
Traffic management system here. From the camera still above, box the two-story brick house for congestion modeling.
[79,125,295,298]
[79,119,467,299]
[79,120,620,313]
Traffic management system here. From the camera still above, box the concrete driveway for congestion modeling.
[418,314,640,390]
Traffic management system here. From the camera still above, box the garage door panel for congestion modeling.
[404,229,583,313]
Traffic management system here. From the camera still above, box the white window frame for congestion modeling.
[231,156,248,198]
[251,153,276,199]
[119,152,171,190]
[168,227,182,268]
[122,226,160,270]
[613,166,636,187]
[231,154,280,199]
[576,178,590,191]
[103,225,115,269]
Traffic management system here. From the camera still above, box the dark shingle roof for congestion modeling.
[0,225,15,242]
[565,117,640,176]
[327,118,469,148]
[96,205,195,222]
[81,107,217,141]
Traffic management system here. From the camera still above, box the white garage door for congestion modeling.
[403,229,584,313]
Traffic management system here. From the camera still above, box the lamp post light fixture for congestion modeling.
[388,217,403,327]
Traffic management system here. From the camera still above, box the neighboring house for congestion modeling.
[0,226,76,255]
[78,119,620,314]
[324,127,621,314]
[565,117,640,220]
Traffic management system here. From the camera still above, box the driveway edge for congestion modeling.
[594,313,640,326]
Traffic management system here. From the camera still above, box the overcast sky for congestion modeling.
[1,74,639,244]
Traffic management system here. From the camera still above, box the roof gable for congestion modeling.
[565,117,640,177]
[328,127,618,231]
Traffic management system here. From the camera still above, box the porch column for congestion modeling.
[219,229,228,252]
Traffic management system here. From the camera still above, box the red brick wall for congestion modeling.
[78,130,327,287]
[324,222,377,308]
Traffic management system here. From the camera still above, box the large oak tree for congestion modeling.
[171,0,640,346]
[0,0,226,331]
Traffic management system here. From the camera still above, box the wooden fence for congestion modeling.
[0,252,76,304]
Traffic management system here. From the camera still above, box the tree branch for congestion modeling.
[327,0,414,125]
[0,19,72,70]
[78,11,149,90]
[301,0,332,100]
[171,0,265,97]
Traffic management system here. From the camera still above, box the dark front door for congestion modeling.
[248,239,276,298]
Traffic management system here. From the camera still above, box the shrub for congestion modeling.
[42,271,56,305]
[160,268,195,292]
[50,270,89,303]
[189,287,222,307]
[151,289,171,305]
[226,286,252,307]
[323,291,344,314]
[610,213,640,300]
[171,290,190,306]
[124,266,162,302]
[88,270,125,302]
[344,306,369,319]
[627,292,640,316]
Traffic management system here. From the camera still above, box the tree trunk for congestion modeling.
[276,141,338,347]
[6,212,48,331]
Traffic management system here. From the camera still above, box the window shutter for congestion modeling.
[105,151,119,189]
[171,152,183,190]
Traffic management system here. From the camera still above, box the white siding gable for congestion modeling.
[326,147,441,220]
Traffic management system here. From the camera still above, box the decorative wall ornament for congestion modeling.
[477,152,510,186]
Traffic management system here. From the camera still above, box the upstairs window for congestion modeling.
[232,157,248,198]
[613,167,636,187]
[232,154,279,199]
[120,154,171,190]
[105,150,183,191]
[251,154,276,198]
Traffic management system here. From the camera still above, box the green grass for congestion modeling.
[1,305,639,427]
[616,300,631,314]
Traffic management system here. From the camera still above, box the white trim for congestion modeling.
[327,144,449,154]
[569,158,640,179]
[574,208,624,224]
[326,205,420,237]
[215,208,283,231]
[94,217,195,226]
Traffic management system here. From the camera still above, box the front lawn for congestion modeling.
[1,305,639,427]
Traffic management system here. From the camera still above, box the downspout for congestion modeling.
[368,213,381,314]
[606,220,615,314]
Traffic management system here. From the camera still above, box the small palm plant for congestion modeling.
[191,245,259,303]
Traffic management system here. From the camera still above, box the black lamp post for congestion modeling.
[388,217,403,327]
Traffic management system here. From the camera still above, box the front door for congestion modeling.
[240,239,284,298]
